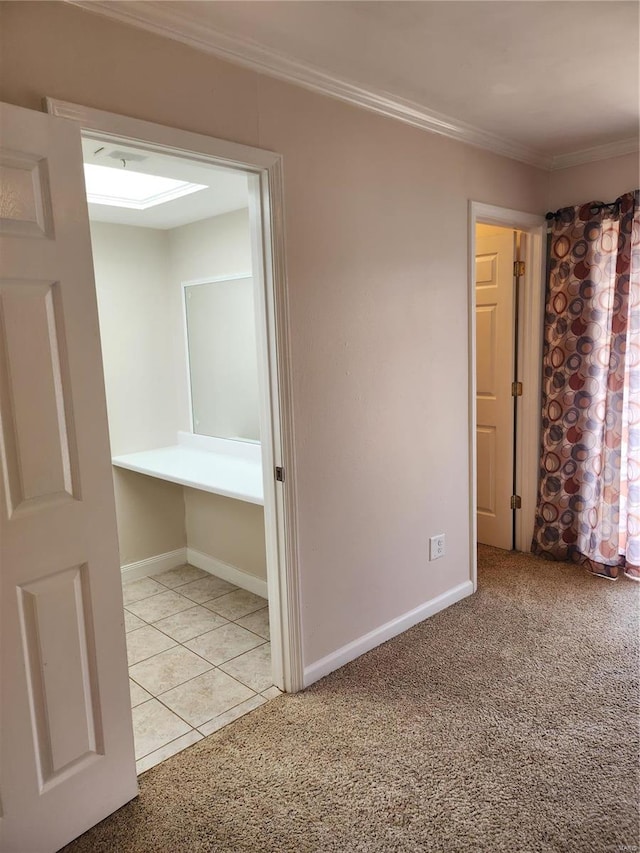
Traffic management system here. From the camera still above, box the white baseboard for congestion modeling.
[187,547,268,599]
[121,548,188,583]
[303,580,474,687]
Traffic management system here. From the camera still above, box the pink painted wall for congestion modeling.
[547,152,639,211]
[0,1,549,668]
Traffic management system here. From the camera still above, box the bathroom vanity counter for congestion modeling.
[112,433,264,505]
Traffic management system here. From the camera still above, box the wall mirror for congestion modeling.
[184,275,260,443]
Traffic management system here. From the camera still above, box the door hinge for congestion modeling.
[511,381,523,397]
[513,260,525,278]
[275,466,285,482]
[510,494,522,510]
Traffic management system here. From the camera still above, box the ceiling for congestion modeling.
[82,135,248,228]
[73,0,640,170]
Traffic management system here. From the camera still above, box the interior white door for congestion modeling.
[0,102,137,852]
[475,228,515,550]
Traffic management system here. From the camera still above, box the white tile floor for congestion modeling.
[123,565,279,774]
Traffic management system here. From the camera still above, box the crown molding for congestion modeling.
[67,1,636,173]
[68,0,554,169]
[550,136,639,171]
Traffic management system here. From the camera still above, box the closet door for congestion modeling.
[475,229,516,550]
[0,101,137,852]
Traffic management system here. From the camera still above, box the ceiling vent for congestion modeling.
[106,149,148,163]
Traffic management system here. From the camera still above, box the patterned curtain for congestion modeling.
[532,190,640,580]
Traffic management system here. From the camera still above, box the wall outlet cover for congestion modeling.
[429,534,445,561]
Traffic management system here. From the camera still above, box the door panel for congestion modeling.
[0,152,54,239]
[476,426,497,516]
[0,280,78,513]
[18,563,103,787]
[475,229,515,550]
[0,101,137,853]
[475,303,497,398]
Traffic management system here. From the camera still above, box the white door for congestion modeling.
[475,228,515,550]
[0,102,137,852]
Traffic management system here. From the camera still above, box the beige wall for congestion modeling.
[90,222,184,456]
[90,222,187,565]
[2,1,551,666]
[169,208,252,283]
[113,469,186,566]
[185,490,266,580]
[546,152,639,211]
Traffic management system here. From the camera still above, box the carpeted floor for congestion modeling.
[63,547,639,853]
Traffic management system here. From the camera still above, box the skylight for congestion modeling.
[83,164,207,210]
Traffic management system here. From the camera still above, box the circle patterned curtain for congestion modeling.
[532,190,640,580]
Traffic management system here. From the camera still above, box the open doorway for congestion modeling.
[468,203,546,588]
[82,132,284,773]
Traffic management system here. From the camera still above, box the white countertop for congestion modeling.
[112,433,264,505]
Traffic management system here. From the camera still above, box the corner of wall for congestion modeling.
[546,152,640,212]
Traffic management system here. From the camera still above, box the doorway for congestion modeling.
[82,132,286,772]
[475,223,522,550]
[468,202,546,588]
[44,95,304,755]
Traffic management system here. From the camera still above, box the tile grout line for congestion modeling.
[129,630,269,679]
[183,624,269,646]
[134,718,201,762]
[130,650,271,708]
[127,588,265,616]
[130,685,275,761]
[128,656,214,695]
[147,644,269,700]
[134,687,269,764]
[127,601,269,645]
[193,693,267,735]
[216,662,272,694]
[128,638,269,691]
[148,693,214,733]
[151,677,262,733]
[130,695,197,745]
[126,589,234,620]
[124,570,242,610]
[214,641,270,674]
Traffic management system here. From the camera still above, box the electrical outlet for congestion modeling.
[429,534,445,561]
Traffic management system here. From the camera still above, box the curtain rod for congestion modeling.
[545,199,620,222]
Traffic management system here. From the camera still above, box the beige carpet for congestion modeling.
[63,547,639,853]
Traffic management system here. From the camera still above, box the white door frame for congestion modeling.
[45,98,304,693]
[468,201,546,589]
